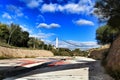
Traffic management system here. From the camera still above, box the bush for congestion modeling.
[101,51,109,66]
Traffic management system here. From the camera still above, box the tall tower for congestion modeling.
[55,37,58,48]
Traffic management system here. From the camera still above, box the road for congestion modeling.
[0,57,114,80]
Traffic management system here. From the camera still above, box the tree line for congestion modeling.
[0,22,54,50]
[53,48,88,57]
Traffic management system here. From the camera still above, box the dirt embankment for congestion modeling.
[106,35,120,72]
[0,46,54,58]
[89,48,108,60]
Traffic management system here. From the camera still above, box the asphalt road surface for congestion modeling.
[0,57,114,80]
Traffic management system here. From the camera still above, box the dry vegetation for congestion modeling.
[0,46,54,59]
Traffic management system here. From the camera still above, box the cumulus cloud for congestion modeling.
[19,0,94,14]
[37,23,60,29]
[40,3,85,14]
[6,5,24,17]
[30,31,55,39]
[62,3,87,14]
[40,0,94,14]
[74,19,94,26]
[20,0,43,8]
[2,12,12,19]
[41,4,57,12]
[27,0,41,8]
[50,23,60,28]
[38,23,48,28]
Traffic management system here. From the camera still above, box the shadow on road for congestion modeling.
[1,60,111,80]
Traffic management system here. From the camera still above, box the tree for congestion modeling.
[72,48,82,56]
[45,44,53,50]
[57,48,72,56]
[96,25,119,44]
[27,37,43,49]
[21,31,29,47]
[0,23,9,42]
[9,24,23,46]
[38,41,44,49]
[8,23,29,47]
[94,0,120,30]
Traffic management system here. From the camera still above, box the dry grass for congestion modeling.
[0,46,54,59]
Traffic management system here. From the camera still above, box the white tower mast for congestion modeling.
[56,37,58,48]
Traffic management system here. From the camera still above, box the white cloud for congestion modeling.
[45,39,100,50]
[62,3,86,14]
[20,25,32,33]
[67,40,99,47]
[20,0,43,8]
[74,19,94,26]
[38,23,48,28]
[40,3,82,14]
[27,0,40,8]
[41,4,57,13]
[6,5,24,17]
[19,0,94,14]
[50,23,60,28]
[2,12,12,19]
[20,25,55,39]
[30,31,55,39]
[37,23,60,29]
[40,0,94,14]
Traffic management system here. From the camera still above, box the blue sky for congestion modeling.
[0,0,100,50]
